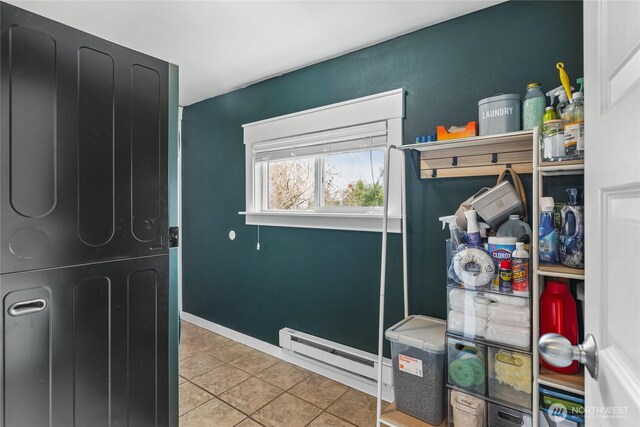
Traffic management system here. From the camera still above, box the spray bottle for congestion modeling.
[543,85,572,131]
[439,215,462,248]
[479,223,490,244]
[464,210,482,247]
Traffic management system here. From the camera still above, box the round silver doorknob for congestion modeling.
[538,333,599,379]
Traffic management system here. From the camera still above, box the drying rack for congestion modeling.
[375,130,535,427]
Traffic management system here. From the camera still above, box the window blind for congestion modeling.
[253,121,387,162]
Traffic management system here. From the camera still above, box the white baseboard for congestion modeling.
[180,311,282,358]
[180,311,394,402]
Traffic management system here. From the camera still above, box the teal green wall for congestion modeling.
[168,63,179,427]
[182,1,583,355]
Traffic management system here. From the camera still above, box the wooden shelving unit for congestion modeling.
[379,129,538,427]
[381,403,446,427]
[539,158,584,168]
[396,130,534,179]
[538,367,585,396]
[531,134,586,427]
[537,264,585,280]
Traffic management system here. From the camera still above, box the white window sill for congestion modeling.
[239,211,401,233]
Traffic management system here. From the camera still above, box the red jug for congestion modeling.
[539,280,579,373]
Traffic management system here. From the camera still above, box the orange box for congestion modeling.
[437,121,478,141]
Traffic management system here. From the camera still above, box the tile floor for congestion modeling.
[180,320,388,427]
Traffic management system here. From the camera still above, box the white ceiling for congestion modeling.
[9,1,503,105]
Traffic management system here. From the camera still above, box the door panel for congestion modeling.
[584,1,640,425]
[3,286,51,427]
[131,65,162,244]
[0,2,169,274]
[9,25,57,219]
[78,47,115,247]
[128,270,160,425]
[0,255,169,426]
[74,277,111,426]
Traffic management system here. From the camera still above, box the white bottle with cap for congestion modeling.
[511,242,530,296]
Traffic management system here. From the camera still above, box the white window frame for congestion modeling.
[240,88,404,233]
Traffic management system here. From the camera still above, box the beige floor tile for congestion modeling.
[191,364,252,395]
[326,389,379,427]
[180,321,209,341]
[235,419,263,427]
[179,397,246,427]
[230,350,279,375]
[179,339,203,361]
[308,412,357,427]
[289,374,349,409]
[255,361,311,390]
[219,377,284,415]
[179,352,224,379]
[179,376,187,385]
[251,393,322,427]
[205,340,254,363]
[179,382,213,416]
[184,331,230,354]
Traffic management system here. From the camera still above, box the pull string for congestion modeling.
[256,225,261,251]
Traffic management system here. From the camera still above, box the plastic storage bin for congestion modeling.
[488,403,532,427]
[447,288,490,339]
[447,288,531,350]
[539,410,582,426]
[488,347,532,409]
[448,389,486,427]
[447,337,486,395]
[539,386,585,425]
[385,315,446,425]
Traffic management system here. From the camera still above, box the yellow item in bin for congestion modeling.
[492,350,532,393]
[557,62,573,102]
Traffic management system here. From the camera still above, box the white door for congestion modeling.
[584,0,640,425]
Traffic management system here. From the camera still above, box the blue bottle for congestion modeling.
[539,197,559,264]
[560,188,585,268]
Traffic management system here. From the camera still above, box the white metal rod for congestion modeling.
[376,144,395,427]
[401,150,409,318]
[532,126,540,427]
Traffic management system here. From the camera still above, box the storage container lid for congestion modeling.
[478,93,521,106]
[385,315,446,353]
[488,236,518,245]
[540,196,555,211]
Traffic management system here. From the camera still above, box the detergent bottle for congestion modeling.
[540,280,579,374]
[496,215,532,247]
[539,197,559,264]
[560,188,584,268]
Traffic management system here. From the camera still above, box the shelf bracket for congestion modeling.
[431,169,437,178]
[408,148,422,180]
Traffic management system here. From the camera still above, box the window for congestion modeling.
[242,89,404,232]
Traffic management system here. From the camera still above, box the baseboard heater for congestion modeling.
[279,328,393,386]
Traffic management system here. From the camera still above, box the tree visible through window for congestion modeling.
[323,150,384,208]
[267,158,315,210]
[264,148,384,211]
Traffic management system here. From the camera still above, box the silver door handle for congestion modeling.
[539,333,598,379]
[8,299,47,317]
